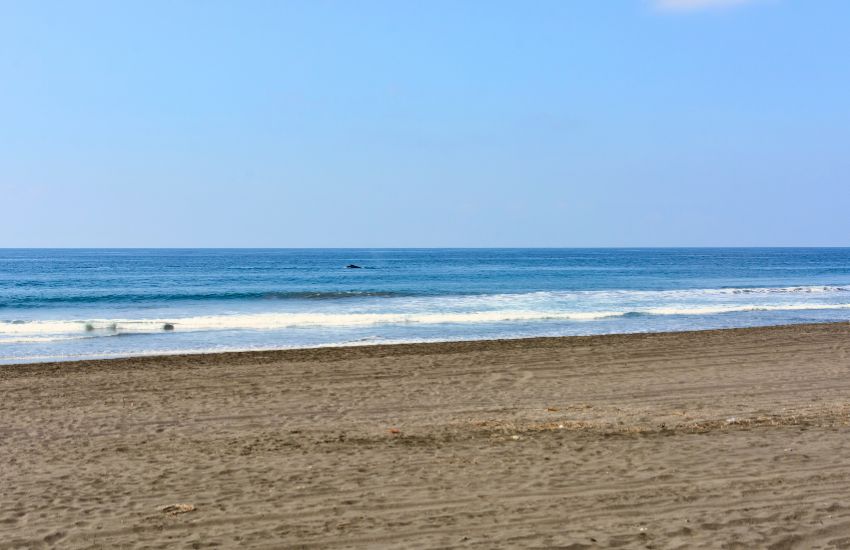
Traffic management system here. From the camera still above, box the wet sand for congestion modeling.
[3,322,850,548]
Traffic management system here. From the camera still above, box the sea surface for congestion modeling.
[2,248,850,364]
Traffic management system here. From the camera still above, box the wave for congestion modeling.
[0,290,409,308]
[0,334,111,344]
[4,302,850,337]
[643,303,850,316]
[3,285,849,309]
[720,285,850,295]
[545,285,850,299]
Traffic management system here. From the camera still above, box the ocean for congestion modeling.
[2,248,850,364]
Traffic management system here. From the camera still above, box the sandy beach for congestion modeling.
[3,322,850,548]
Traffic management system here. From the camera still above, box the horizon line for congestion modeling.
[2,246,850,250]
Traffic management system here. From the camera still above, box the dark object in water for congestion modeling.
[163,323,175,331]
[345,264,362,269]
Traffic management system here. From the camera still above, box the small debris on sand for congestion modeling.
[161,503,195,515]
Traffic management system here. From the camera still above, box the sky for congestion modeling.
[1,0,849,247]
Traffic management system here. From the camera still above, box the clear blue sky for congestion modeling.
[2,0,848,247]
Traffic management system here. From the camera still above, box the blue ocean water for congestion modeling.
[2,248,850,364]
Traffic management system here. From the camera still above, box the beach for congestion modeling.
[3,321,850,548]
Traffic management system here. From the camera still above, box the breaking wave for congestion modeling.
[4,302,850,338]
[3,285,849,309]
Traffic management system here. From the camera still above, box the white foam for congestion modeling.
[479,285,850,302]
[3,301,850,338]
[0,335,101,344]
[0,320,165,336]
[646,303,850,316]
[400,286,850,314]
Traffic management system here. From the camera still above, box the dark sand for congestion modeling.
[3,323,850,548]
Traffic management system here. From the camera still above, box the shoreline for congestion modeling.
[4,321,850,547]
[3,319,848,370]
